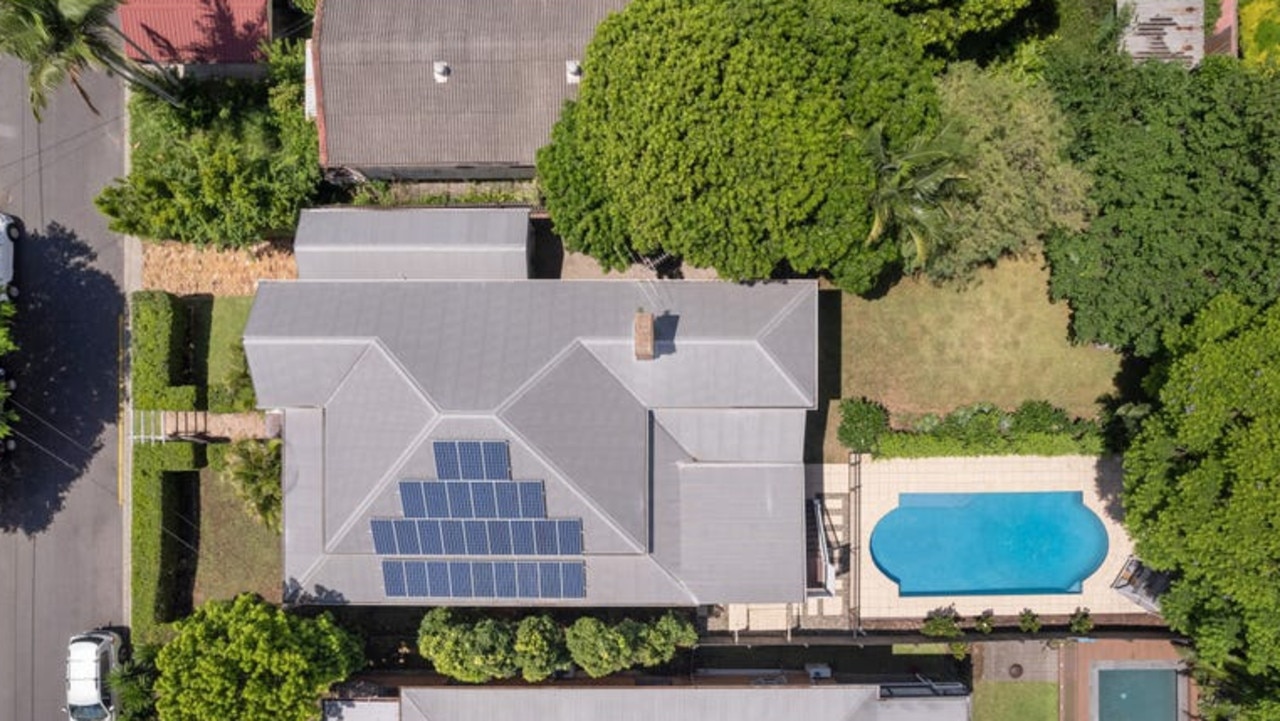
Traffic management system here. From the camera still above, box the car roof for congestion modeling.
[66,639,102,706]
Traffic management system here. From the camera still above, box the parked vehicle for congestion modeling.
[0,212,21,300]
[64,631,121,721]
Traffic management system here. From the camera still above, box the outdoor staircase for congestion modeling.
[163,410,208,439]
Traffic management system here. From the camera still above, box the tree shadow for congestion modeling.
[158,470,201,622]
[1092,455,1125,523]
[138,0,269,65]
[803,289,843,463]
[0,223,124,534]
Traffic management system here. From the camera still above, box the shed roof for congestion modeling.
[118,0,268,65]
[314,0,628,173]
[246,279,817,606]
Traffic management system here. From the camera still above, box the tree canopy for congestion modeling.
[878,0,1035,56]
[537,0,939,293]
[1124,295,1280,712]
[1044,50,1280,354]
[154,594,363,721]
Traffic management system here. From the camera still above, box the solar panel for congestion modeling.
[482,441,510,479]
[394,519,421,555]
[418,520,444,554]
[518,482,545,518]
[400,481,427,518]
[557,520,583,555]
[464,520,489,555]
[539,562,562,598]
[423,483,450,518]
[516,562,540,598]
[450,562,473,597]
[471,482,498,518]
[534,520,558,555]
[434,442,461,480]
[459,442,485,479]
[446,482,474,518]
[472,561,496,597]
[383,560,406,596]
[495,483,521,518]
[427,561,450,596]
[561,562,586,598]
[441,520,466,555]
[487,521,513,555]
[371,520,397,554]
[511,520,536,555]
[405,560,430,596]
[495,562,518,598]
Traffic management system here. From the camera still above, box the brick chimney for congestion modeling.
[634,310,655,361]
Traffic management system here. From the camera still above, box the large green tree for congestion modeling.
[878,0,1035,56]
[417,608,518,684]
[154,593,363,721]
[538,0,939,293]
[1124,295,1280,715]
[928,62,1092,283]
[1044,50,1280,354]
[0,0,177,119]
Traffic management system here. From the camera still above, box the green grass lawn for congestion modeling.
[972,681,1058,721]
[208,296,253,388]
[192,462,282,607]
[831,258,1119,458]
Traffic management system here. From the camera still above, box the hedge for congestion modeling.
[131,442,202,644]
[839,399,1103,458]
[131,291,197,410]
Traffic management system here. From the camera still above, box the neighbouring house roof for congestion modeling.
[1118,0,1204,66]
[118,0,269,65]
[313,0,629,175]
[293,208,531,280]
[244,278,817,606]
[400,687,970,721]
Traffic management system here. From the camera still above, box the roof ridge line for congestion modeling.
[753,290,816,407]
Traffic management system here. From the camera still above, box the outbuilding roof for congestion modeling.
[118,0,268,65]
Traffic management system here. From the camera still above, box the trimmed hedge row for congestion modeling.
[131,291,197,410]
[131,442,202,644]
[838,398,1103,458]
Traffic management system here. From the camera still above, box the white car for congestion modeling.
[65,631,121,721]
[0,212,20,300]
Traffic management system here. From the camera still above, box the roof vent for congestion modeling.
[566,60,583,84]
[634,309,655,361]
[433,61,451,83]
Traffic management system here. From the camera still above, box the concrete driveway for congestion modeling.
[0,60,128,721]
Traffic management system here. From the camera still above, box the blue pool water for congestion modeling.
[870,491,1108,595]
[1098,669,1178,721]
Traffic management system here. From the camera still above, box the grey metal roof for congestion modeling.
[400,687,970,721]
[315,0,629,173]
[246,279,818,606]
[294,208,531,280]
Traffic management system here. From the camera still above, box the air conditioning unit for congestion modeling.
[806,663,832,680]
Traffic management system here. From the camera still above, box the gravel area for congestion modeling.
[142,240,296,294]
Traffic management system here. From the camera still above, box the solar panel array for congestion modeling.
[373,440,588,600]
[382,560,586,599]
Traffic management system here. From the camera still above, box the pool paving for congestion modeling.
[856,455,1147,621]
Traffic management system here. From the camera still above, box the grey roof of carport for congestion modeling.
[245,279,818,606]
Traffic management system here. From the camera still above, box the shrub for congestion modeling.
[217,439,282,533]
[132,442,202,643]
[417,609,517,683]
[131,292,198,410]
[1069,607,1094,635]
[208,339,256,413]
[632,611,698,668]
[837,398,890,454]
[973,609,995,634]
[948,641,971,660]
[857,400,1104,458]
[922,606,964,639]
[565,617,633,678]
[1018,608,1041,634]
[514,615,570,683]
[108,643,161,721]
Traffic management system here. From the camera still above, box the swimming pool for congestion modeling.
[1097,668,1179,721]
[869,491,1108,595]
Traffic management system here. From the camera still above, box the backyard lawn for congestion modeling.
[208,296,253,387]
[192,462,282,606]
[973,681,1058,721]
[830,258,1119,459]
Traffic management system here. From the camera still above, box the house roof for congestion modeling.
[400,687,970,721]
[118,0,268,65]
[293,208,531,280]
[245,279,817,606]
[313,0,628,173]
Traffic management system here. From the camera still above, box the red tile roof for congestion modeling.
[118,0,269,65]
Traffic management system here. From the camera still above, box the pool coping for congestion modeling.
[1089,660,1190,721]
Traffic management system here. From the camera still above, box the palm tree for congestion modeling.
[0,0,179,120]
[862,123,967,271]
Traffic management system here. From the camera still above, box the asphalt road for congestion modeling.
[0,61,128,721]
